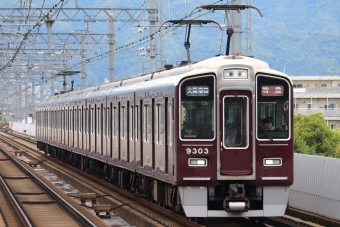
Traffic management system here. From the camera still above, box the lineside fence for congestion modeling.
[10,121,36,137]
[289,153,340,221]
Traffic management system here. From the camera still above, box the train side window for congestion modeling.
[108,103,112,137]
[79,108,82,133]
[113,106,118,138]
[155,103,164,145]
[91,107,95,135]
[130,106,134,140]
[103,106,106,137]
[97,105,101,136]
[135,105,139,141]
[84,107,87,134]
[61,109,64,131]
[74,108,77,133]
[70,108,73,132]
[143,104,151,143]
[66,109,68,131]
[121,106,126,139]
[169,102,173,146]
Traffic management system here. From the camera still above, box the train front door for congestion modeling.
[219,90,253,176]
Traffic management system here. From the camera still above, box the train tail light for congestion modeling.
[263,158,282,166]
[188,158,207,167]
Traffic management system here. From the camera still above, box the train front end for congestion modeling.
[176,56,293,218]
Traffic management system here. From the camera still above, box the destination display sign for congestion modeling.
[186,86,209,96]
[261,85,284,96]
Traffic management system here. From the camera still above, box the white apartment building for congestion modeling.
[291,76,340,129]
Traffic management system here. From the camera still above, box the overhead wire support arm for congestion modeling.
[163,20,222,63]
[189,4,263,56]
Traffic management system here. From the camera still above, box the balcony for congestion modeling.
[294,108,340,120]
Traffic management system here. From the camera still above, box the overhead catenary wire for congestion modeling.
[1,0,232,101]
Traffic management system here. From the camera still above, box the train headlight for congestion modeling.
[223,69,248,79]
[238,70,247,77]
[188,158,208,167]
[263,158,282,166]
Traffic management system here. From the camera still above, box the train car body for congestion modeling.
[36,55,293,218]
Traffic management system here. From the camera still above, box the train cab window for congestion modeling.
[256,75,291,140]
[223,96,248,147]
[180,75,215,140]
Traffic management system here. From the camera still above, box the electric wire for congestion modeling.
[1,0,233,102]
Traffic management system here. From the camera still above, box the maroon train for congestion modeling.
[36,55,294,218]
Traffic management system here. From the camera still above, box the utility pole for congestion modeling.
[108,14,115,82]
[231,0,242,55]
[149,0,158,72]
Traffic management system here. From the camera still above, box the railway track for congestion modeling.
[0,141,103,227]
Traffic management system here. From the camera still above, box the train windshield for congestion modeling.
[180,75,215,140]
[223,96,248,147]
[256,75,291,139]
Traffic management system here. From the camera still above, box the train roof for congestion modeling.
[36,55,290,108]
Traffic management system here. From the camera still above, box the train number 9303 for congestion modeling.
[186,148,209,154]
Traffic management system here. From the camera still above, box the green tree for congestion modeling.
[294,113,338,156]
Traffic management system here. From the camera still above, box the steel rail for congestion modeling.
[0,135,97,227]
[0,175,32,227]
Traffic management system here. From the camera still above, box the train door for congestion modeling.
[96,103,103,156]
[112,102,120,161]
[90,104,96,153]
[79,106,82,150]
[219,90,253,175]
[119,102,128,163]
[61,107,64,145]
[102,103,108,158]
[154,96,166,173]
[141,98,154,170]
[128,102,134,165]
[135,100,142,168]
[85,104,90,152]
[70,107,74,148]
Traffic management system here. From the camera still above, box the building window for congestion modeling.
[328,103,336,109]
[330,124,337,129]
[315,84,327,87]
[293,84,303,88]
[307,103,313,110]
[294,104,299,109]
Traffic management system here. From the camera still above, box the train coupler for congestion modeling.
[223,183,250,212]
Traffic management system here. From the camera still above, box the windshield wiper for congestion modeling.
[258,123,274,144]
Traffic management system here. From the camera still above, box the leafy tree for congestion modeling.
[294,113,339,156]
